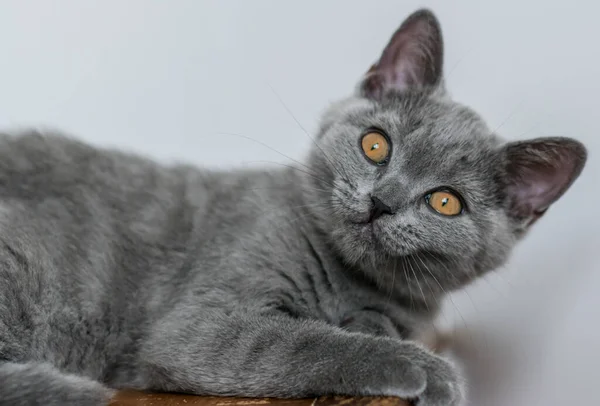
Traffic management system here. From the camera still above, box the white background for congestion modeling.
[0,1,598,405]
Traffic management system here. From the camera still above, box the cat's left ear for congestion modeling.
[359,9,444,100]
[500,137,587,228]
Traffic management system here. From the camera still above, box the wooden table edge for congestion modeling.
[110,390,412,406]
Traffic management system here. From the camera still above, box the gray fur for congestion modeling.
[0,9,586,406]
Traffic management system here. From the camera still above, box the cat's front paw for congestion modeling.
[414,350,464,406]
[363,342,464,406]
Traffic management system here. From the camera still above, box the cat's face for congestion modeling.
[304,9,586,296]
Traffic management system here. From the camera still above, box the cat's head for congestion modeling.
[304,9,586,298]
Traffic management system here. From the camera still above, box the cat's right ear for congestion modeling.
[358,9,444,100]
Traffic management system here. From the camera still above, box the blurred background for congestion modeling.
[0,1,598,405]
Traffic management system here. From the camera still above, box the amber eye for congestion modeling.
[425,190,463,216]
[361,131,390,165]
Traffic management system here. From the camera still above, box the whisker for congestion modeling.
[385,256,397,309]
[516,121,541,139]
[414,253,456,329]
[479,273,508,298]
[407,256,429,312]
[447,44,477,79]
[262,202,331,220]
[410,255,441,337]
[492,97,526,134]
[413,254,441,307]
[242,160,335,188]
[265,83,350,183]
[401,256,414,312]
[239,185,331,195]
[217,131,322,180]
[223,197,332,232]
[423,252,479,354]
[488,262,518,289]
[282,206,331,227]
[260,204,335,231]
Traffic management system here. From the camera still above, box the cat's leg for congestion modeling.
[340,310,466,400]
[132,308,463,406]
[0,362,114,406]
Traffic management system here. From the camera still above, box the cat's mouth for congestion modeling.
[339,203,396,251]
[349,218,410,256]
[351,218,381,243]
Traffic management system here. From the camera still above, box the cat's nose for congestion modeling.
[369,196,395,222]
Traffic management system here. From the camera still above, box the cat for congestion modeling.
[0,8,587,406]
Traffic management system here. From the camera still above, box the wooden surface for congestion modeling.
[110,391,411,406]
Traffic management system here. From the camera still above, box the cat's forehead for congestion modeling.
[345,94,499,156]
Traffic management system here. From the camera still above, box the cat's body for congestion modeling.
[0,9,587,406]
[0,132,440,403]
[0,132,433,377]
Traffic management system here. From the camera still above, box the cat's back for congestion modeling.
[0,130,299,304]
[0,130,298,374]
[0,131,218,314]
[0,130,188,204]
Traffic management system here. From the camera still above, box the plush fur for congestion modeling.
[0,9,586,406]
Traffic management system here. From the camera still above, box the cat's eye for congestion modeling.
[425,190,463,216]
[361,131,390,165]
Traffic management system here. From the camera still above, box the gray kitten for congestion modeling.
[0,9,586,406]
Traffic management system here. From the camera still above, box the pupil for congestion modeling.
[441,198,448,206]
[371,143,379,150]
